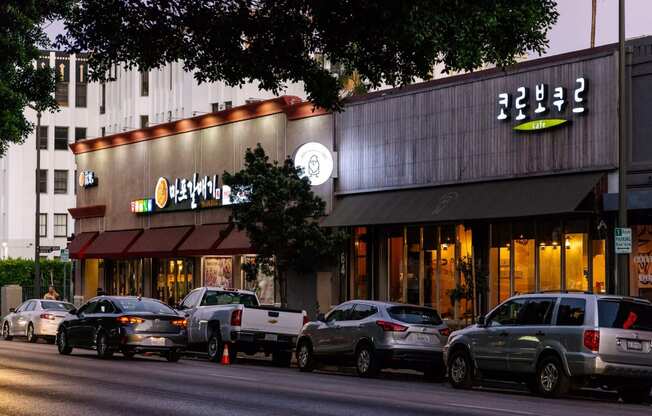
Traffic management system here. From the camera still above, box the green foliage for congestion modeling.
[0,1,69,156]
[223,144,346,306]
[58,1,558,110]
[0,258,72,288]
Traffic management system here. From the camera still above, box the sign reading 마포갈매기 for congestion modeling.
[497,76,587,131]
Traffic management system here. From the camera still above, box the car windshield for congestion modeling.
[387,306,443,325]
[41,301,74,311]
[114,298,177,315]
[598,300,652,332]
[201,291,258,307]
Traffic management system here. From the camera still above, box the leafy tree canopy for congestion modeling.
[0,1,68,157]
[223,144,345,306]
[58,0,558,110]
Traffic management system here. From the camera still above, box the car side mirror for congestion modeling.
[317,313,326,322]
[9,308,15,313]
[477,316,486,327]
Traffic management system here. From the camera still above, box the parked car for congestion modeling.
[176,287,307,366]
[2,299,75,343]
[56,296,187,362]
[444,293,652,403]
[296,300,450,378]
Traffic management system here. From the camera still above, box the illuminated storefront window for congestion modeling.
[352,227,370,299]
[105,259,147,297]
[156,258,194,305]
[388,227,404,303]
[564,220,589,291]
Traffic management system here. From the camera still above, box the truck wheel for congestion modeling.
[207,334,222,362]
[619,385,651,404]
[272,351,292,367]
[448,349,474,389]
[297,341,315,372]
[536,355,570,398]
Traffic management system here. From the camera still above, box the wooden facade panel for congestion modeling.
[336,53,618,194]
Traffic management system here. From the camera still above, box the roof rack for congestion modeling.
[518,290,593,295]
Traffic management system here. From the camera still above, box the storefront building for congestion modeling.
[68,96,337,316]
[323,43,636,320]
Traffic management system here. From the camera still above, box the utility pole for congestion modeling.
[617,0,629,296]
[34,111,42,298]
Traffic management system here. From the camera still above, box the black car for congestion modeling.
[57,296,187,362]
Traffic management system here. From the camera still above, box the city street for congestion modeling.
[0,340,648,416]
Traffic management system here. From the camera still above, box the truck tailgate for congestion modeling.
[240,306,304,336]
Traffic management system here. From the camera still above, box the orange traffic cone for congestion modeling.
[221,343,231,365]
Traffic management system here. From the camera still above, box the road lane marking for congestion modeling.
[444,402,536,416]
[205,373,258,382]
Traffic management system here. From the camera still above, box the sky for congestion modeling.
[45,1,652,58]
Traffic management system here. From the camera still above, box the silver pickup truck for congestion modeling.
[176,287,307,366]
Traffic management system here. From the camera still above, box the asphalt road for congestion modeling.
[0,339,649,416]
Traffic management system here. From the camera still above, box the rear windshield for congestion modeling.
[115,298,177,315]
[201,291,258,307]
[387,306,443,325]
[41,301,74,311]
[598,300,652,332]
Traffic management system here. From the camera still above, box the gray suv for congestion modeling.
[296,300,450,378]
[444,293,652,403]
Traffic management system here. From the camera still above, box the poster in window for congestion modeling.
[203,257,232,288]
[632,225,652,301]
[241,256,275,305]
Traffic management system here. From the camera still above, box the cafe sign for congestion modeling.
[497,76,587,131]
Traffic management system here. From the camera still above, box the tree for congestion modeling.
[0,1,69,157]
[57,1,558,110]
[222,144,345,307]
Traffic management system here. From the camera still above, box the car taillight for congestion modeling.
[376,320,408,332]
[231,309,242,326]
[171,319,187,329]
[40,313,56,320]
[583,329,600,352]
[438,327,451,337]
[303,315,309,326]
[117,316,145,325]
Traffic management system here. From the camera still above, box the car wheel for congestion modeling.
[2,322,12,341]
[96,331,114,359]
[272,351,292,367]
[207,333,222,362]
[355,344,379,378]
[536,355,570,398]
[26,323,37,343]
[122,349,136,359]
[297,341,315,372]
[165,349,181,363]
[448,349,474,389]
[619,385,651,404]
[57,329,72,355]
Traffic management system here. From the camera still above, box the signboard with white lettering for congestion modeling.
[78,171,98,188]
[132,173,224,214]
[615,227,632,254]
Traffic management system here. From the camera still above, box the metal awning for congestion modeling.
[83,230,142,259]
[176,224,231,256]
[213,227,253,255]
[126,226,194,257]
[321,172,604,227]
[69,232,99,259]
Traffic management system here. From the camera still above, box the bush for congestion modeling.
[0,258,72,288]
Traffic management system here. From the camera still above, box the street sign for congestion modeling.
[60,249,69,262]
[39,245,59,254]
[615,227,632,254]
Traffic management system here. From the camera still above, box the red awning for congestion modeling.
[68,232,99,259]
[176,224,230,256]
[84,230,142,259]
[214,227,253,255]
[126,226,194,257]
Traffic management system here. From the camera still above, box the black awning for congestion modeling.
[322,172,604,227]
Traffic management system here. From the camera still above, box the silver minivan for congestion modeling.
[296,300,450,378]
[444,293,652,403]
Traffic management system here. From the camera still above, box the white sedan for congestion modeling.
[2,299,74,343]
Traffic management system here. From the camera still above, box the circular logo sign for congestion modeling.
[154,177,169,209]
[294,142,333,186]
[78,172,85,188]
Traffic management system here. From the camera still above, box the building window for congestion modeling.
[54,170,68,194]
[140,115,149,129]
[224,101,232,110]
[39,214,47,237]
[101,127,106,136]
[54,214,68,237]
[100,82,106,114]
[54,127,69,150]
[38,126,48,150]
[75,83,87,107]
[140,71,149,96]
[211,102,220,113]
[55,82,68,106]
[75,127,86,142]
[39,170,48,193]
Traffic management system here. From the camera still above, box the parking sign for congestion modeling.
[614,227,632,254]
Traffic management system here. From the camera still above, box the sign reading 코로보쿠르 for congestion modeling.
[294,142,334,186]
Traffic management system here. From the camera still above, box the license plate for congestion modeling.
[264,333,278,342]
[146,337,166,346]
[414,334,432,343]
[627,340,643,351]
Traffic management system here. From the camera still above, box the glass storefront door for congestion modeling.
[105,259,145,296]
[155,258,194,306]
